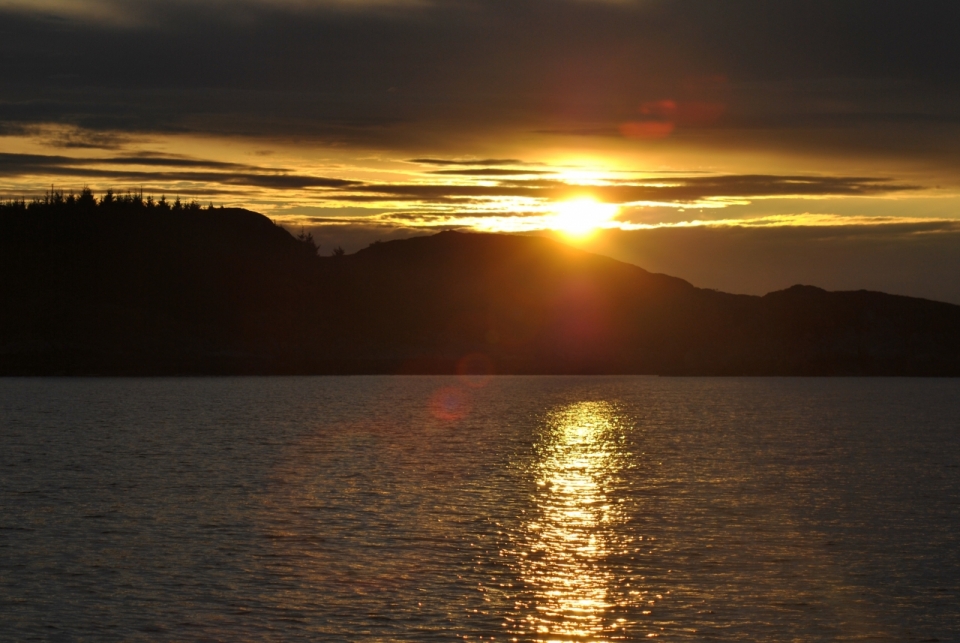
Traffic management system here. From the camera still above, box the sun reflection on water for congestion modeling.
[510,401,628,642]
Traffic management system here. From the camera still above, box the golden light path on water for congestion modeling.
[510,401,630,642]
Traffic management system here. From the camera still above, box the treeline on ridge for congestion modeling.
[1,187,320,253]
[0,188,330,373]
[3,187,207,214]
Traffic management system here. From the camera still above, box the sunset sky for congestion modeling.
[3,0,960,302]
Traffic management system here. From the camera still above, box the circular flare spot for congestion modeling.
[429,386,471,421]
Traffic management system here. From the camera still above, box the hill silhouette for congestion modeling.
[2,191,959,375]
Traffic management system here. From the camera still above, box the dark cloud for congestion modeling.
[0,152,256,171]
[0,122,131,148]
[427,168,555,176]
[409,158,529,166]
[343,175,917,203]
[2,0,960,160]
[608,175,920,200]
[42,128,132,149]
[96,155,254,170]
[0,152,359,190]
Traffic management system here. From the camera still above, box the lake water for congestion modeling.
[1,376,958,642]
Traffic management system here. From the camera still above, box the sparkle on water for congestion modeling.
[516,402,624,642]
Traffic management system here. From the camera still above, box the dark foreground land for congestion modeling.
[2,193,959,375]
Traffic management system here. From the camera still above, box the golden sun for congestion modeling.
[550,198,620,239]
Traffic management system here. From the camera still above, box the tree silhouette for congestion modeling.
[296,227,319,256]
[1,188,207,216]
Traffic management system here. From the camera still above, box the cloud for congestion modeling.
[409,158,529,166]
[0,152,256,171]
[0,152,360,191]
[338,174,918,204]
[0,150,922,213]
[0,0,142,25]
[0,0,431,28]
[427,168,556,176]
[2,0,960,163]
[21,125,139,150]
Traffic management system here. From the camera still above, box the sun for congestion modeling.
[550,198,619,239]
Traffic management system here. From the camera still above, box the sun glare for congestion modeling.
[551,198,620,238]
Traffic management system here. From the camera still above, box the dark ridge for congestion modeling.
[2,194,959,375]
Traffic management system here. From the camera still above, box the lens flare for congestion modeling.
[429,386,471,421]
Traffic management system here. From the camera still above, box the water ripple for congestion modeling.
[1,376,958,642]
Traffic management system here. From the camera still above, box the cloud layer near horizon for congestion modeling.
[0,150,921,198]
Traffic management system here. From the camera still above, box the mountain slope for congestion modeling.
[1,201,958,375]
[318,231,960,375]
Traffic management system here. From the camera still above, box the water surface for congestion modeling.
[1,376,958,641]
